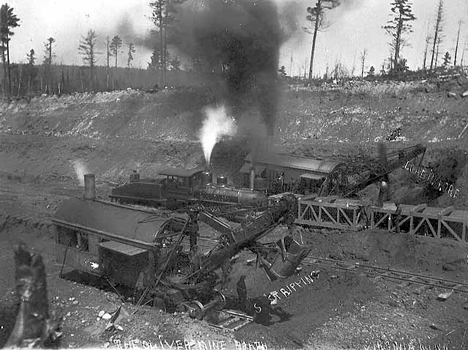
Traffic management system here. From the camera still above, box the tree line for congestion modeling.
[304,0,466,79]
[0,0,466,101]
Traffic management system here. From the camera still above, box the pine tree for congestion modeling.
[25,49,37,95]
[442,51,451,68]
[304,0,340,80]
[0,3,20,99]
[149,0,185,86]
[78,29,99,91]
[383,0,416,73]
[109,35,122,68]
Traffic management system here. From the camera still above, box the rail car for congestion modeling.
[240,144,427,198]
[111,144,426,210]
[110,168,268,208]
[240,152,346,196]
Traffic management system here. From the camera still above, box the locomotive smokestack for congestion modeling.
[249,168,255,191]
[83,174,96,200]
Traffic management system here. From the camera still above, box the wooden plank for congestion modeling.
[411,204,427,213]
[294,219,356,231]
[321,206,338,224]
[373,213,390,228]
[317,196,339,203]
[338,208,353,226]
[298,204,318,221]
[438,207,455,217]
[440,220,462,242]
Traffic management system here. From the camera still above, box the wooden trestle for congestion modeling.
[296,195,468,243]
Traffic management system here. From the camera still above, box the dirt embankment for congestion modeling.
[1,81,467,145]
[1,82,467,208]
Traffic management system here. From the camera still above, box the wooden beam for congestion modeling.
[438,206,454,217]
[441,220,462,242]
[411,204,427,213]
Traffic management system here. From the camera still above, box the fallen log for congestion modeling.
[4,243,60,348]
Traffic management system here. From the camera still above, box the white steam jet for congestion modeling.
[199,105,237,167]
[71,159,89,186]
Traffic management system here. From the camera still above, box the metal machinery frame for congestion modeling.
[296,196,468,243]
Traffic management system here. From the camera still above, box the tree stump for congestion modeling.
[5,243,60,348]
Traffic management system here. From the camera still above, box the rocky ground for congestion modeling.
[1,80,468,349]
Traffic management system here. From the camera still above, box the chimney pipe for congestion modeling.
[84,174,96,200]
[249,168,255,190]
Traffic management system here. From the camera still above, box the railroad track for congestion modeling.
[303,255,468,295]
[208,309,254,332]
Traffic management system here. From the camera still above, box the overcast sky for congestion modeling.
[7,0,468,77]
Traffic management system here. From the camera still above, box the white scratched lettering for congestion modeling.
[271,291,280,300]
[260,271,319,310]
[403,163,460,198]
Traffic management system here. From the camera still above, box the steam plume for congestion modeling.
[199,105,237,167]
[72,160,89,186]
[171,0,284,137]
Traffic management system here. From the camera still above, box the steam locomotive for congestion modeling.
[110,167,268,208]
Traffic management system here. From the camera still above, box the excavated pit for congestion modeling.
[1,83,468,349]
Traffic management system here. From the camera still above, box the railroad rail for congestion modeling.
[303,255,468,294]
[208,309,254,331]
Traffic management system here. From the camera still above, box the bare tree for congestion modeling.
[429,0,444,72]
[422,32,432,72]
[127,43,135,68]
[461,39,468,67]
[43,37,55,94]
[109,35,122,68]
[454,20,462,67]
[383,0,416,73]
[350,53,356,77]
[360,48,368,78]
[304,0,340,80]
[0,3,20,99]
[78,29,99,91]
[435,36,442,68]
[105,36,112,89]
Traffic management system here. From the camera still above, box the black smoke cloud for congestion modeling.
[169,0,285,136]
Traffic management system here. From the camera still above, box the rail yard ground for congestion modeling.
[1,78,468,349]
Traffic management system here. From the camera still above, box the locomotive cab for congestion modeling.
[158,168,207,199]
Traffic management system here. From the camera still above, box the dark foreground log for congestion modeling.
[4,243,60,348]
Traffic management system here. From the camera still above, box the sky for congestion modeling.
[6,0,468,77]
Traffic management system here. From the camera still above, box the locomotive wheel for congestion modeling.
[152,297,166,312]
